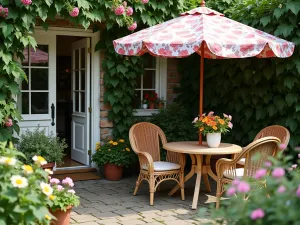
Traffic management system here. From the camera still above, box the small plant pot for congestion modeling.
[50,206,72,225]
[142,104,148,109]
[157,103,164,109]
[41,162,55,171]
[148,102,155,109]
[206,133,221,148]
[104,163,123,181]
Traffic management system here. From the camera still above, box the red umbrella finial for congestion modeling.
[200,0,206,7]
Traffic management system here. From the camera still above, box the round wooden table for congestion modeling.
[163,141,242,209]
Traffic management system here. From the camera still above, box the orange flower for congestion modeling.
[212,126,218,130]
[218,119,225,125]
[199,127,204,131]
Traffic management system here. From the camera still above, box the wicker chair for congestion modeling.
[237,125,290,166]
[129,122,185,206]
[215,136,281,209]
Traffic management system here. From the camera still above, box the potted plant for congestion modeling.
[92,139,137,181]
[48,177,80,225]
[193,112,233,147]
[18,128,67,170]
[156,97,166,109]
[142,99,148,109]
[144,91,158,109]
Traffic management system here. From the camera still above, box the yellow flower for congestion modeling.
[23,165,33,174]
[212,126,218,130]
[45,214,51,220]
[218,119,225,125]
[119,139,124,143]
[126,148,130,152]
[96,142,100,145]
[11,175,28,188]
[109,140,114,144]
[113,142,118,146]
[32,156,47,165]
[40,182,53,196]
[0,157,16,166]
[49,195,56,200]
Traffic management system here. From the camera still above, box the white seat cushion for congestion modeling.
[142,161,181,171]
[237,158,245,165]
[223,168,244,179]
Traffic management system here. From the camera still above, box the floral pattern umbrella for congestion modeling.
[113,2,295,143]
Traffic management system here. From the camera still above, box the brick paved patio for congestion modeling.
[71,175,217,225]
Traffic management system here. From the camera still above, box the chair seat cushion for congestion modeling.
[237,158,245,165]
[142,161,181,171]
[223,168,244,179]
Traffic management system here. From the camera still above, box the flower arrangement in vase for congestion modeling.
[193,111,233,147]
[144,91,158,109]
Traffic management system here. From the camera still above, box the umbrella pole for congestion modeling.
[199,43,204,145]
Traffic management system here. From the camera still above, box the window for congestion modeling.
[133,55,167,116]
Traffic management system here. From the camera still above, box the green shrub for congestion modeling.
[18,128,67,164]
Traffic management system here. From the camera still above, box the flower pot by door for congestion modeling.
[142,104,148,109]
[206,133,221,148]
[157,103,164,109]
[148,102,155,109]
[42,162,55,171]
[50,206,72,225]
[104,164,123,181]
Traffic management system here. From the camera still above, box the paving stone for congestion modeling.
[117,214,144,221]
[76,222,101,225]
[72,214,99,223]
[93,211,120,220]
[155,210,178,217]
[119,219,146,225]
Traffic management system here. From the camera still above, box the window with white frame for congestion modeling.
[133,55,167,116]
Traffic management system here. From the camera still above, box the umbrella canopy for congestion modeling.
[113,2,295,144]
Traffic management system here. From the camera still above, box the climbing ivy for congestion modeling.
[176,0,300,156]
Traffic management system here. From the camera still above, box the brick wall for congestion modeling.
[167,59,181,104]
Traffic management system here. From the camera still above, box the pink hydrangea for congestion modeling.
[57,185,64,191]
[70,7,79,17]
[62,177,74,187]
[254,168,267,180]
[296,185,300,197]
[68,189,76,194]
[50,178,60,185]
[272,167,285,179]
[21,0,32,5]
[279,143,287,150]
[126,6,133,16]
[236,181,250,193]
[264,161,272,167]
[250,208,265,220]
[5,119,13,127]
[141,0,149,4]
[277,185,286,193]
[115,5,125,15]
[128,22,137,31]
[226,187,236,196]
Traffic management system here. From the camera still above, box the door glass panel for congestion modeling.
[22,47,29,66]
[81,92,85,113]
[143,70,156,89]
[20,92,29,114]
[31,92,48,114]
[75,50,79,69]
[81,70,85,91]
[31,68,48,90]
[22,68,29,90]
[136,75,141,88]
[80,48,85,69]
[75,71,79,90]
[143,55,156,68]
[75,92,79,112]
[31,45,49,67]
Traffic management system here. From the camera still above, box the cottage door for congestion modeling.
[71,38,91,165]
[18,34,56,136]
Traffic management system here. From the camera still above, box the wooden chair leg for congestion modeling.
[133,173,141,196]
[216,179,222,209]
[180,171,185,201]
[203,173,211,193]
[149,175,155,206]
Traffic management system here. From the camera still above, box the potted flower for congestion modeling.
[142,99,148,109]
[156,97,165,109]
[48,177,80,225]
[193,112,233,147]
[92,139,137,181]
[144,91,158,109]
[18,128,67,170]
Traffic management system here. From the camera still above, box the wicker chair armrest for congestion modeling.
[137,152,154,173]
[216,158,237,179]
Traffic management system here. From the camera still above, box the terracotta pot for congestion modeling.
[42,162,55,171]
[157,103,164,109]
[104,163,123,181]
[50,206,72,225]
[148,102,155,109]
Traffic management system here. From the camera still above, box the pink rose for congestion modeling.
[21,0,32,5]
[254,168,267,180]
[141,0,149,3]
[236,181,250,193]
[128,22,137,31]
[277,185,286,193]
[272,167,285,179]
[226,187,236,196]
[114,5,125,15]
[5,119,13,127]
[70,7,79,17]
[250,208,265,220]
[296,185,300,197]
[50,178,60,185]
[228,122,233,129]
[126,6,133,16]
[0,6,8,18]
[264,161,272,167]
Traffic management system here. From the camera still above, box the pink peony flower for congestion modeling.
[277,185,286,193]
[296,185,300,197]
[5,119,13,127]
[141,0,149,3]
[21,0,32,5]
[228,122,233,129]
[232,178,240,186]
[70,7,79,17]
[126,6,133,16]
[192,117,198,123]
[50,178,60,185]
[128,22,137,31]
[236,181,250,193]
[68,189,76,194]
[254,168,267,180]
[226,187,236,196]
[57,185,64,191]
[115,5,125,15]
[272,167,285,179]
[250,208,265,220]
[264,161,272,167]
[292,164,298,169]
[279,143,287,150]
[208,111,214,116]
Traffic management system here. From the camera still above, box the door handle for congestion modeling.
[51,103,55,126]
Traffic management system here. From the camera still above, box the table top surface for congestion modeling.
[163,141,242,155]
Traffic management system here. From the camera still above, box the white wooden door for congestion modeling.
[71,38,90,165]
[18,34,56,136]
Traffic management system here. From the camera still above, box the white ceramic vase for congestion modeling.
[142,104,148,109]
[206,133,221,148]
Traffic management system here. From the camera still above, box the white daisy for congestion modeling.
[40,182,53,196]
[0,157,16,166]
[32,156,47,165]
[11,175,28,188]
[44,169,53,175]
[22,165,33,174]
